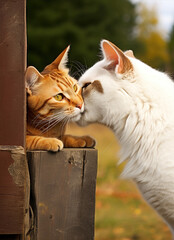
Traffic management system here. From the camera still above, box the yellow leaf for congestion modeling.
[113,227,124,234]
[134,208,142,216]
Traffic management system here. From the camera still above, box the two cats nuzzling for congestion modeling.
[26,40,174,238]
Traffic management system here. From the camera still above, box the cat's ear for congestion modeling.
[124,50,135,58]
[45,46,70,71]
[25,66,43,93]
[101,40,133,74]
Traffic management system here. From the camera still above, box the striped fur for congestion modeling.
[26,47,95,151]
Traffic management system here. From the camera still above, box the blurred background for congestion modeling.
[27,0,174,239]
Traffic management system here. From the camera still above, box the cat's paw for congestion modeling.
[41,138,64,152]
[61,135,95,148]
[80,135,96,148]
[73,136,96,148]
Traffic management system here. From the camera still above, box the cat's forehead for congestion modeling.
[49,70,76,82]
[79,62,103,86]
[44,70,77,89]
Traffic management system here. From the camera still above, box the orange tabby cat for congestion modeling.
[26,46,95,151]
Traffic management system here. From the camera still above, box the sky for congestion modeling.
[131,0,174,38]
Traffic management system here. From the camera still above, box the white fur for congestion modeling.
[78,43,174,237]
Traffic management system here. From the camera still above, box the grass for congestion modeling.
[67,123,171,240]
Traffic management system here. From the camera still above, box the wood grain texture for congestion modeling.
[0,0,26,146]
[0,0,28,237]
[0,150,24,234]
[28,149,97,240]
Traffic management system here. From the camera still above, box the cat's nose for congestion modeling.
[76,104,82,109]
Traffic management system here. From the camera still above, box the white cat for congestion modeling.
[78,40,174,238]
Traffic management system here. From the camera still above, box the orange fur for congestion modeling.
[26,47,95,151]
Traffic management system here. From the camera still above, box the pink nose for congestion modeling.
[76,104,82,109]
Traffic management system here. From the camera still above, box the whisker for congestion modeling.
[34,111,65,129]
[40,117,63,133]
[40,120,58,134]
[73,60,87,71]
[83,57,88,71]
[40,114,67,134]
[60,116,70,137]
[70,60,87,79]
[31,109,76,136]
[31,113,42,126]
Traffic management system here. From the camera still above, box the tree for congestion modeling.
[135,3,169,71]
[168,24,174,74]
[27,0,137,72]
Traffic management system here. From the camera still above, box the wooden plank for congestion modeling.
[0,0,29,237]
[28,149,98,240]
[0,147,29,235]
[0,150,24,234]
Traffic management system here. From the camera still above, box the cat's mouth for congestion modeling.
[75,109,89,126]
[80,109,86,115]
[69,108,83,122]
[67,103,85,122]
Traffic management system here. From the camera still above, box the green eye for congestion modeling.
[54,94,63,101]
[73,84,78,92]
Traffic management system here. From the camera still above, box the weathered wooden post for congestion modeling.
[28,149,97,240]
[0,0,30,239]
[0,1,98,240]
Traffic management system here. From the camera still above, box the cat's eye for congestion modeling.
[54,93,64,101]
[73,84,78,92]
[82,82,91,90]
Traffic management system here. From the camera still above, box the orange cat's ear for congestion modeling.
[101,40,133,74]
[44,46,70,72]
[25,66,43,93]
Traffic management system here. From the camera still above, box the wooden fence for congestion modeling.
[0,1,98,239]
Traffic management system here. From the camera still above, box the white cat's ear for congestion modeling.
[124,50,135,58]
[101,40,133,74]
[45,45,70,71]
[25,66,43,93]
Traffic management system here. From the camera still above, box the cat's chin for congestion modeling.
[69,107,84,122]
[76,115,89,127]
[70,113,81,122]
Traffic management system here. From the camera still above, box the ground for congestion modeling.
[67,123,171,240]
